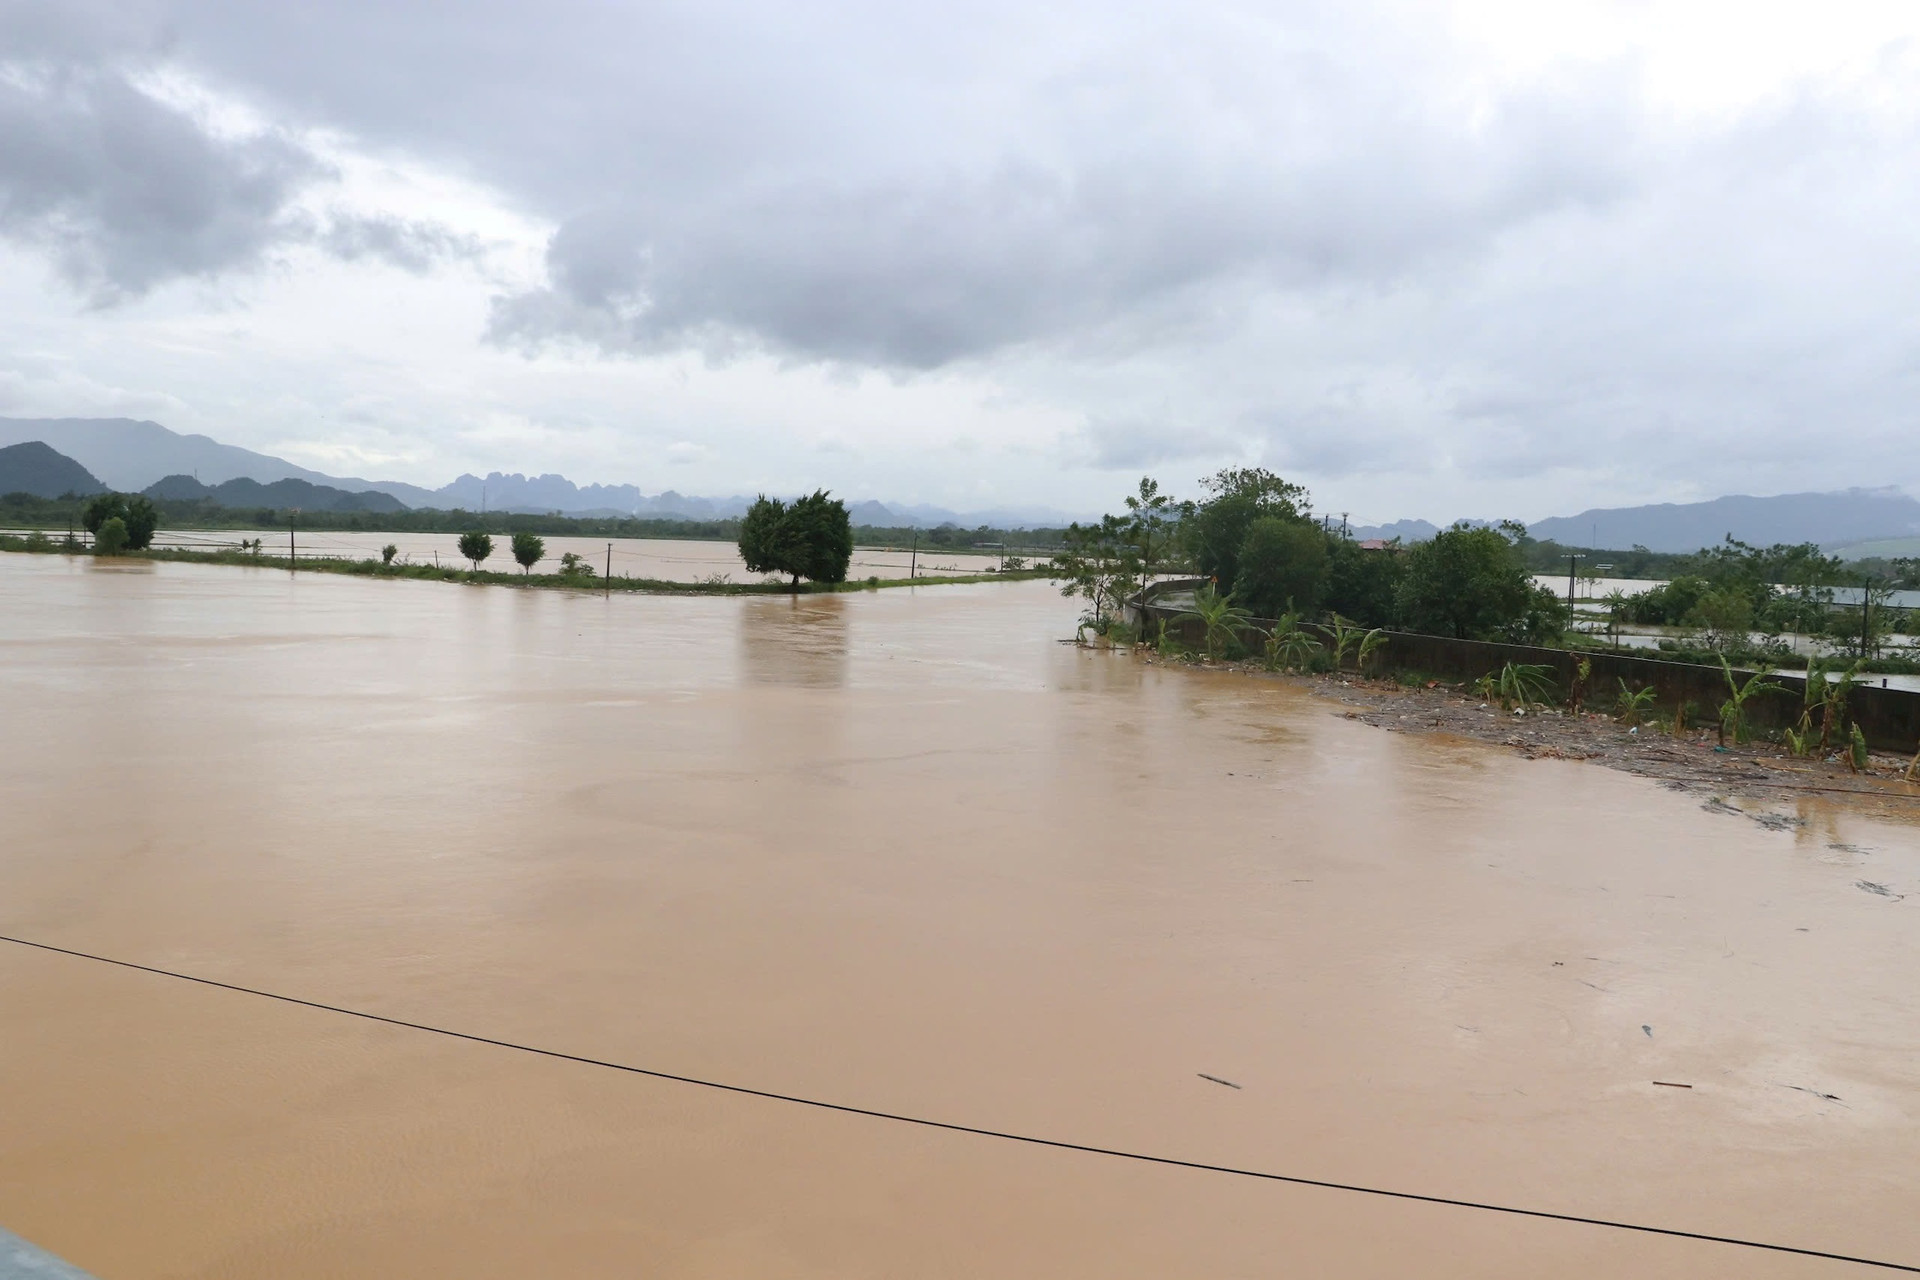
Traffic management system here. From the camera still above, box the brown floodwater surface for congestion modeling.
[1,553,1917,1278]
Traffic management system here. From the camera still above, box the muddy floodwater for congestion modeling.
[1,553,1917,1279]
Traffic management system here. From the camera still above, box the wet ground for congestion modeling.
[1163,657,1920,817]
[2,555,1918,1278]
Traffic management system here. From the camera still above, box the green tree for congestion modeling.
[1123,476,1177,588]
[511,531,545,574]
[1324,538,1405,628]
[1687,586,1753,651]
[81,493,158,550]
[1233,516,1327,618]
[93,516,130,556]
[1181,467,1309,589]
[1054,514,1141,638]
[457,530,493,570]
[81,492,123,538]
[738,490,854,588]
[1395,522,1542,641]
[121,495,158,549]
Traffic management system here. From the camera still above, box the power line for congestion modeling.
[1,932,1913,1274]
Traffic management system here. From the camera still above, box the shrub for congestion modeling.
[94,516,130,556]
[381,544,398,565]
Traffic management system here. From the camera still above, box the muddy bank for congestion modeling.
[1147,651,1920,817]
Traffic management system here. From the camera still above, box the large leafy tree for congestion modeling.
[738,489,854,588]
[1181,467,1309,589]
[1233,516,1327,618]
[1324,537,1405,628]
[81,493,158,550]
[1397,521,1562,641]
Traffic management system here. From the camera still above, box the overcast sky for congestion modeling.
[3,0,1918,521]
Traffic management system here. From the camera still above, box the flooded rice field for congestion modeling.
[142,530,1013,581]
[1,553,1917,1278]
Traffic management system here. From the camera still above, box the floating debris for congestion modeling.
[1197,1073,1242,1090]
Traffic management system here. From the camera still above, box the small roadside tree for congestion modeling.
[457,530,493,571]
[738,490,854,588]
[1054,514,1141,639]
[1123,476,1177,589]
[511,531,545,574]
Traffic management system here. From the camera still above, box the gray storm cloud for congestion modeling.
[2,0,1919,508]
[0,65,317,299]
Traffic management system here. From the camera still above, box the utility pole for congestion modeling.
[910,530,918,580]
[290,509,298,567]
[1862,577,1873,660]
[1566,552,1584,617]
[605,542,612,596]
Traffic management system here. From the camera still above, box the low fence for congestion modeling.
[1135,593,1920,754]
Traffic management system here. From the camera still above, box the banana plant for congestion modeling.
[1355,628,1389,676]
[1174,584,1253,661]
[1717,656,1784,746]
[1261,612,1322,672]
[1326,615,1363,671]
[1615,679,1657,725]
[1493,661,1555,711]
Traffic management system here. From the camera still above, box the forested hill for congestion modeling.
[0,442,106,498]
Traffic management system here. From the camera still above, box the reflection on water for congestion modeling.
[0,554,1917,1279]
[736,593,851,689]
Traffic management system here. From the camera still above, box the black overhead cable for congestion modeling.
[0,932,1912,1275]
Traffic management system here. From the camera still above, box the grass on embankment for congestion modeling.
[0,535,1054,594]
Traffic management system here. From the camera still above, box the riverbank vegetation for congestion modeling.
[1059,471,1917,670]
[1058,467,1565,650]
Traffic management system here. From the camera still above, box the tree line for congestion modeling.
[1056,469,1567,643]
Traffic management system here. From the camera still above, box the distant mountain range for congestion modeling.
[5,416,1918,551]
[1527,490,1920,553]
[0,416,1077,527]
[1351,490,1920,554]
[144,473,411,513]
